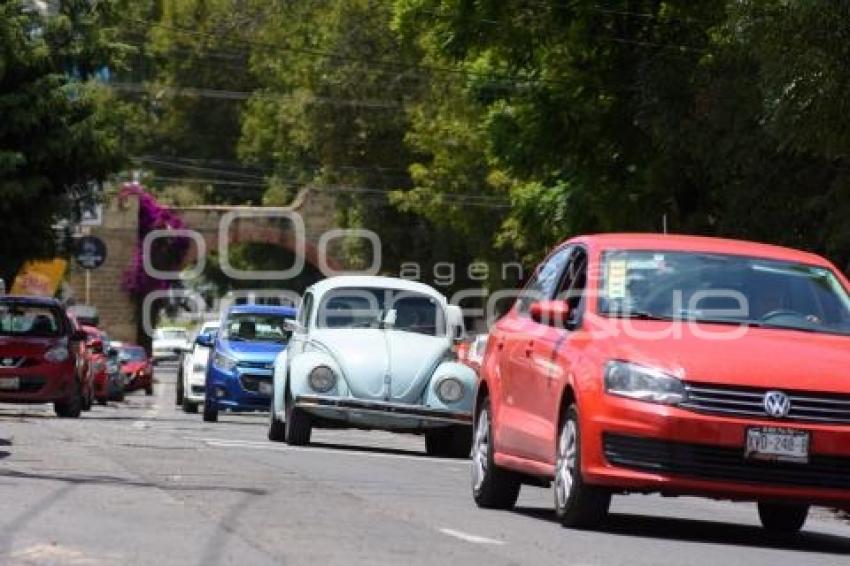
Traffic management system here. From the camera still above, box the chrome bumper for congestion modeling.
[295,395,472,426]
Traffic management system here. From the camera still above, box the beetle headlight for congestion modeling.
[213,352,237,372]
[604,361,685,405]
[308,366,336,393]
[435,377,465,403]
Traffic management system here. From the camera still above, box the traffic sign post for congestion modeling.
[74,236,107,305]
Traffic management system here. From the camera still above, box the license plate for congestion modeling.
[745,427,810,463]
[258,382,273,395]
[0,377,20,391]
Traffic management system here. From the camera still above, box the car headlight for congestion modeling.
[435,377,465,403]
[604,361,685,405]
[213,352,237,372]
[44,346,69,363]
[308,366,336,393]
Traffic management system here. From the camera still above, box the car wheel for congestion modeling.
[182,398,198,414]
[175,374,184,405]
[268,388,287,442]
[203,399,219,423]
[97,397,108,406]
[55,380,83,419]
[111,390,125,402]
[426,426,472,458]
[145,384,154,396]
[284,388,311,446]
[758,502,809,534]
[554,405,611,529]
[81,384,92,411]
[471,399,521,509]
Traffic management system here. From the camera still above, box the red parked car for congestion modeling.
[0,296,90,417]
[117,344,154,396]
[82,325,110,405]
[472,234,850,533]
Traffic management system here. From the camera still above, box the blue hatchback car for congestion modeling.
[201,304,297,422]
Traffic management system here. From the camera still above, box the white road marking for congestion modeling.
[195,437,466,466]
[439,528,506,545]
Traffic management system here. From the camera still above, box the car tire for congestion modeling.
[182,398,198,414]
[55,380,83,419]
[554,405,611,529]
[758,502,809,534]
[268,387,287,442]
[81,384,92,411]
[471,398,521,509]
[145,384,154,396]
[203,399,219,423]
[175,374,184,405]
[426,426,472,458]
[284,388,311,446]
[111,390,125,402]
[97,397,108,406]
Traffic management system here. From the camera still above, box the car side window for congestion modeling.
[516,246,573,315]
[299,293,314,329]
[554,247,589,325]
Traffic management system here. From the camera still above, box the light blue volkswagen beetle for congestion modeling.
[268,276,474,457]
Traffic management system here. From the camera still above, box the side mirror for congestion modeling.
[195,334,214,348]
[107,347,118,358]
[445,305,466,342]
[381,309,397,328]
[71,329,88,342]
[529,300,572,327]
[90,339,104,354]
[284,319,305,334]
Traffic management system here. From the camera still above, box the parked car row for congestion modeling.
[0,296,156,417]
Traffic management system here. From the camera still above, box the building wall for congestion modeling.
[66,193,140,343]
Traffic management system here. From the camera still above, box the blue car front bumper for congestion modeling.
[206,365,273,412]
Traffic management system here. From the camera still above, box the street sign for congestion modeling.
[79,203,103,226]
[74,236,107,270]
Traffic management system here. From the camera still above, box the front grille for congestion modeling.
[681,382,850,424]
[604,433,850,490]
[191,385,205,395]
[238,361,274,370]
[239,374,270,393]
[0,356,26,368]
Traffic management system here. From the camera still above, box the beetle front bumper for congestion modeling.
[295,395,472,427]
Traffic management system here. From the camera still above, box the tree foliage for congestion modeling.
[0,0,127,280]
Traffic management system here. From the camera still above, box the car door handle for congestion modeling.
[496,340,505,351]
[524,341,534,357]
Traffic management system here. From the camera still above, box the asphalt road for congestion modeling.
[1,366,849,566]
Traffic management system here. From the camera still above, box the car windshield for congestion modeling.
[316,288,444,336]
[222,313,292,343]
[119,347,147,362]
[599,250,850,335]
[0,303,62,337]
[158,329,187,340]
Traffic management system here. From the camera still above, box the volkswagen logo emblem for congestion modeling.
[764,390,791,418]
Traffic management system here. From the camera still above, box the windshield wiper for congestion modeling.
[608,310,674,322]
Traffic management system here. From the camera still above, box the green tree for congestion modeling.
[0,0,127,281]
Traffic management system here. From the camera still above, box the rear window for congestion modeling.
[0,302,63,337]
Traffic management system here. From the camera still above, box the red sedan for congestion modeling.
[0,296,89,417]
[472,234,850,533]
[117,344,154,396]
[82,325,110,405]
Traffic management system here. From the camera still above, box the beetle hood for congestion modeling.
[311,329,450,403]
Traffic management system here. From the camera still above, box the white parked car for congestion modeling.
[176,321,219,413]
[269,276,475,457]
[152,327,189,364]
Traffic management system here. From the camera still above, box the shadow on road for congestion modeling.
[309,441,429,458]
[512,506,850,556]
[0,468,267,497]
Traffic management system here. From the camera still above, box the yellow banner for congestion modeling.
[10,259,68,297]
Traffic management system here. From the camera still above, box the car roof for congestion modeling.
[227,304,298,317]
[0,295,64,307]
[307,275,446,300]
[156,326,187,332]
[567,233,830,267]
